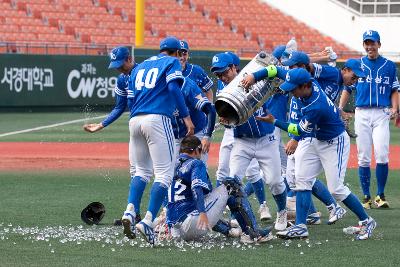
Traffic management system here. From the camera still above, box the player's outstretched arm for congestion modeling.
[83,123,104,133]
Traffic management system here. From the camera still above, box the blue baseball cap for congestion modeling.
[344,59,366,78]
[225,51,240,66]
[363,30,380,43]
[272,45,286,60]
[180,40,189,51]
[280,68,311,92]
[160,36,181,51]
[108,46,130,69]
[282,51,310,67]
[210,53,233,73]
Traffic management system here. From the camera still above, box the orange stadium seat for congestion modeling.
[0,0,354,56]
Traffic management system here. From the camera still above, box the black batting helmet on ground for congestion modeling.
[81,202,105,225]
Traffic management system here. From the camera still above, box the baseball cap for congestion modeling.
[210,53,233,73]
[160,36,181,51]
[282,51,310,67]
[363,30,380,43]
[225,51,240,66]
[280,68,311,92]
[344,59,366,78]
[180,40,189,51]
[108,46,130,69]
[272,45,286,60]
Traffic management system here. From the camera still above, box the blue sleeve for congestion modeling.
[168,79,189,118]
[191,161,211,212]
[273,119,307,136]
[390,62,400,91]
[253,66,287,82]
[201,103,216,137]
[101,94,127,127]
[195,66,214,92]
[312,63,338,81]
[166,58,184,84]
[192,187,206,213]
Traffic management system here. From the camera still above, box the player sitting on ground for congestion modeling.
[166,136,272,244]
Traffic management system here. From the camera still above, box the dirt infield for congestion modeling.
[0,142,399,171]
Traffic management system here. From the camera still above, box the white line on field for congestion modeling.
[0,115,107,138]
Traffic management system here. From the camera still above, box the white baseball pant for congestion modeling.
[229,134,285,196]
[129,114,176,187]
[216,128,261,183]
[355,107,390,166]
[172,185,229,241]
[295,132,351,201]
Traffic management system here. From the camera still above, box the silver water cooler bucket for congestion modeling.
[215,52,278,126]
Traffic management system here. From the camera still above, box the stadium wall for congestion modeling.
[0,49,220,109]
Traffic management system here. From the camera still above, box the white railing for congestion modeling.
[330,0,400,16]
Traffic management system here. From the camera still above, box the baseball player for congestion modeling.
[83,46,137,133]
[212,52,271,222]
[121,36,195,245]
[83,46,140,223]
[179,40,214,101]
[171,77,216,163]
[339,30,399,209]
[167,135,272,244]
[255,68,376,240]
[213,53,288,231]
[242,52,355,226]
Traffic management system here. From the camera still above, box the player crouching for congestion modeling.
[166,136,272,244]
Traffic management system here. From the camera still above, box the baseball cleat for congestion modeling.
[356,217,377,240]
[327,205,347,225]
[228,227,242,238]
[230,219,240,228]
[274,209,288,231]
[374,195,389,208]
[136,221,156,246]
[362,196,372,209]
[277,224,308,239]
[343,225,362,235]
[240,228,273,244]
[306,212,321,225]
[259,202,272,221]
[121,211,136,239]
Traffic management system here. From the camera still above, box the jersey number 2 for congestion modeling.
[135,68,159,90]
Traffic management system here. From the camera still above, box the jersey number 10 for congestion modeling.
[135,68,159,90]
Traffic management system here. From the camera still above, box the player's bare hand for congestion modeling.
[285,139,298,155]
[197,212,211,231]
[201,137,211,153]
[255,114,275,124]
[183,116,195,136]
[83,123,104,133]
[340,109,353,121]
[240,74,256,89]
[389,108,398,120]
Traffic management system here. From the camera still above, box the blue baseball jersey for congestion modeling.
[182,63,213,93]
[288,96,311,141]
[234,101,275,138]
[345,56,399,107]
[267,93,288,121]
[298,81,345,141]
[172,78,209,139]
[102,64,138,127]
[166,154,213,225]
[312,63,343,102]
[128,54,184,118]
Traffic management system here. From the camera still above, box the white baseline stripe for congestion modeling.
[0,115,108,138]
